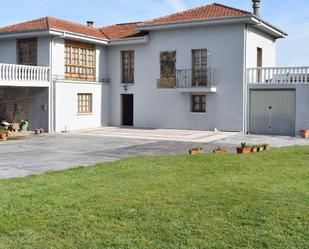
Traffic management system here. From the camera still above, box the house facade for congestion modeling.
[0,1,308,136]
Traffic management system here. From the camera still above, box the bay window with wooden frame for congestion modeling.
[17,38,37,66]
[77,93,92,114]
[192,49,208,86]
[65,40,95,80]
[191,95,206,113]
[122,51,134,84]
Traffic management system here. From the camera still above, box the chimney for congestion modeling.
[252,0,261,16]
[87,21,94,27]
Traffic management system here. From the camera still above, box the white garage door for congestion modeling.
[249,90,296,136]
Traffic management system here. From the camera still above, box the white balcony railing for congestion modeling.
[0,63,50,83]
[247,67,309,84]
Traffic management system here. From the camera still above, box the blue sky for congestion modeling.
[0,0,308,66]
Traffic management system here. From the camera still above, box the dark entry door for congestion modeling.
[122,94,133,126]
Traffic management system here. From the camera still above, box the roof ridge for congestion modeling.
[47,16,98,30]
[99,21,144,30]
[141,2,251,25]
[98,28,110,39]
[212,2,251,15]
[45,16,50,29]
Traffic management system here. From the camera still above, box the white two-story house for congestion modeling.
[0,1,308,136]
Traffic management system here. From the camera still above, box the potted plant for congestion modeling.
[262,144,271,151]
[251,145,258,153]
[257,144,264,152]
[20,120,29,131]
[189,147,203,155]
[0,127,8,141]
[236,142,252,154]
[213,147,228,154]
[300,129,309,138]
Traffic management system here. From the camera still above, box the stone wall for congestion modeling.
[0,87,29,122]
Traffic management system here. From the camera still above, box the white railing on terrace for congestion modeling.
[0,63,50,83]
[247,67,309,84]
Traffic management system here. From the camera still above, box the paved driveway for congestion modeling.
[0,127,308,179]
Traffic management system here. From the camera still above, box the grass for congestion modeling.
[0,146,308,249]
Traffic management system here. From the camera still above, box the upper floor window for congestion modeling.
[191,95,206,113]
[122,51,134,84]
[65,40,95,80]
[17,38,37,66]
[257,47,263,67]
[192,49,208,86]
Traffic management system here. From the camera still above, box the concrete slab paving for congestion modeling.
[74,127,238,143]
[0,128,308,180]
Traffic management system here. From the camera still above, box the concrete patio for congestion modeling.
[0,127,308,179]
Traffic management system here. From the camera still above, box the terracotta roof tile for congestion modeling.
[0,3,251,41]
[140,3,251,26]
[99,22,147,40]
[0,17,108,40]
[0,17,49,33]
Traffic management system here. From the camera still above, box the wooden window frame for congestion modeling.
[65,40,95,80]
[192,49,208,86]
[17,38,37,66]
[77,93,92,114]
[257,47,263,82]
[257,47,263,67]
[191,95,206,113]
[122,50,134,84]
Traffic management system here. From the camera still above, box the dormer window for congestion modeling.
[17,38,37,66]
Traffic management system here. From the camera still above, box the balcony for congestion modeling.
[0,63,50,87]
[175,68,217,93]
[247,67,309,85]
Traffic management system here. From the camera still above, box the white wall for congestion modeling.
[107,24,246,131]
[54,81,109,132]
[37,37,50,67]
[96,46,108,80]
[246,26,277,68]
[52,38,65,77]
[0,37,50,66]
[295,85,309,134]
[0,39,17,64]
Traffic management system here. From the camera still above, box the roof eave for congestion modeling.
[137,16,254,30]
[0,29,53,39]
[137,15,287,39]
[50,29,109,45]
[0,28,109,44]
[250,16,288,39]
[109,35,149,46]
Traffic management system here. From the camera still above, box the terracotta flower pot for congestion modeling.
[213,149,228,155]
[300,129,309,138]
[263,145,271,151]
[258,146,264,152]
[251,148,258,153]
[237,148,251,154]
[189,149,203,155]
[0,133,7,141]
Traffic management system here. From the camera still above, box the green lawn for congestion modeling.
[0,147,308,249]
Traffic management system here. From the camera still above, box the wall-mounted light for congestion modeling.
[123,85,128,93]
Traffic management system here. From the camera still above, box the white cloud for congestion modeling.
[163,0,187,11]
